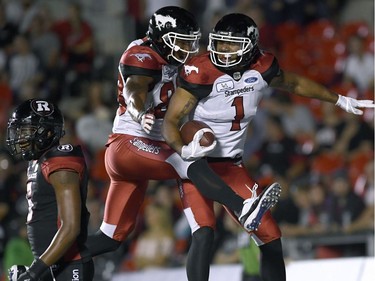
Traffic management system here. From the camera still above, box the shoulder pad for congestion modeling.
[42,144,84,160]
[180,53,221,85]
[121,45,164,70]
[252,51,280,84]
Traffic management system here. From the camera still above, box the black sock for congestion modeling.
[259,238,286,281]
[86,230,122,257]
[186,227,214,281]
[187,159,244,215]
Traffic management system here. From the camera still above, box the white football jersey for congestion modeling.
[180,52,280,158]
[112,38,178,141]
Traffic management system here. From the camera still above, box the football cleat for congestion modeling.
[239,182,281,231]
[8,265,29,281]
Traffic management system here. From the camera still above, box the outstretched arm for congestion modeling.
[270,70,374,114]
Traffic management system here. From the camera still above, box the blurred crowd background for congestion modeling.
[0,0,373,280]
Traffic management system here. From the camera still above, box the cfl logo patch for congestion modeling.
[72,268,79,281]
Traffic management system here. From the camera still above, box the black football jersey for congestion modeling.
[26,144,91,262]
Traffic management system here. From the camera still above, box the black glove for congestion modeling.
[8,265,29,281]
[17,259,49,281]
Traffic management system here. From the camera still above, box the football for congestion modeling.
[180,120,215,146]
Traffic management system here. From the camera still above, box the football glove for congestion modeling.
[16,259,49,281]
[16,271,34,281]
[181,128,217,161]
[8,265,29,281]
[139,111,155,134]
[335,95,375,115]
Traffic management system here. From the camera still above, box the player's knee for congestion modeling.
[86,230,122,256]
[187,159,206,178]
[259,238,283,257]
[192,226,214,245]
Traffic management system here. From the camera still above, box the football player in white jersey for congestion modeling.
[162,13,375,281]
[85,6,275,260]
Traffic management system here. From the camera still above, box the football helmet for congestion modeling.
[6,99,65,161]
[208,13,260,68]
[147,6,201,65]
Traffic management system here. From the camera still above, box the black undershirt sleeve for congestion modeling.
[261,57,281,84]
[177,76,212,100]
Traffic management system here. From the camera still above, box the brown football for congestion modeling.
[180,120,215,146]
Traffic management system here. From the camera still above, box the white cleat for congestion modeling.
[239,182,281,232]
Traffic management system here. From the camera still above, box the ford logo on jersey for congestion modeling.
[244,77,258,83]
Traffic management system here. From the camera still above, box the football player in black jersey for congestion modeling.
[6,99,93,281]
[162,13,375,281]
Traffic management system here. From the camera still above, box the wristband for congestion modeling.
[28,259,49,280]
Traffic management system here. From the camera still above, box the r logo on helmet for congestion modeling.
[31,100,54,116]
[58,144,73,152]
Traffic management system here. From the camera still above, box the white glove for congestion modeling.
[181,128,217,161]
[140,112,155,134]
[335,95,375,115]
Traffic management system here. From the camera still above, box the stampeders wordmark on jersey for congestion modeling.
[130,137,161,154]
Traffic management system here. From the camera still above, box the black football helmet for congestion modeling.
[208,13,260,68]
[147,6,201,66]
[6,99,65,161]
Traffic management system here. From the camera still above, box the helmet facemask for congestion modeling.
[208,33,253,68]
[7,121,63,161]
[162,31,200,64]
[7,124,37,160]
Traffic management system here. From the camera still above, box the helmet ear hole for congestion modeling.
[35,126,52,147]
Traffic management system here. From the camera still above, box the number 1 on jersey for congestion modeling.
[231,96,244,131]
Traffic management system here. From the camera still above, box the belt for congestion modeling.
[206,157,242,163]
